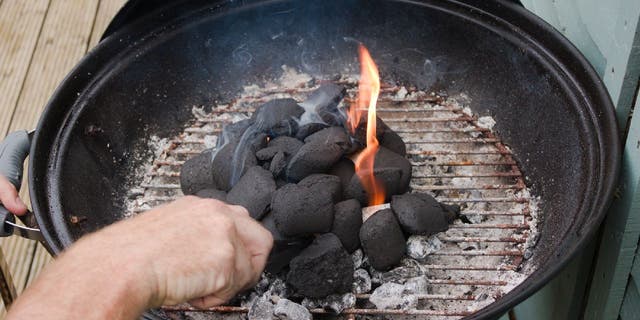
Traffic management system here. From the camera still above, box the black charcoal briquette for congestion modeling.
[285,141,343,182]
[331,199,363,253]
[304,127,352,153]
[261,212,312,274]
[295,123,329,140]
[226,166,276,220]
[344,167,403,206]
[251,98,304,137]
[391,193,449,236]
[379,129,407,156]
[330,158,355,194]
[217,119,253,147]
[271,183,334,236]
[195,188,227,201]
[298,174,342,203]
[180,149,216,195]
[269,151,287,177]
[359,209,406,271]
[287,233,354,297]
[302,84,347,126]
[211,142,258,191]
[374,146,412,194]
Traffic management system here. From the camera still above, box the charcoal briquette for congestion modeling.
[268,136,304,156]
[285,141,343,182]
[374,146,412,194]
[295,123,329,140]
[194,188,227,202]
[269,151,287,177]
[359,209,406,271]
[302,84,347,126]
[256,147,278,161]
[331,199,363,253]
[251,98,304,137]
[211,142,258,191]
[261,212,312,274]
[271,183,334,236]
[180,149,216,195]
[344,167,403,206]
[304,126,352,153]
[349,116,389,152]
[275,179,288,188]
[440,203,461,223]
[391,193,449,236]
[379,129,407,156]
[298,174,342,203]
[286,233,354,297]
[226,166,276,219]
[330,158,355,193]
[217,119,253,147]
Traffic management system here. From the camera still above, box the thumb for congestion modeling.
[0,175,27,215]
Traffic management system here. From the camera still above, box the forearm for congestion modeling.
[7,230,154,320]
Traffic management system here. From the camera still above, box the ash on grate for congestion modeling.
[124,67,541,319]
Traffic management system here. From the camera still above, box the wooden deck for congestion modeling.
[0,0,126,317]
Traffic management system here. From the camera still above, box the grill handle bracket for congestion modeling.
[0,130,44,241]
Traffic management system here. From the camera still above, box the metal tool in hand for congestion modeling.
[0,130,44,242]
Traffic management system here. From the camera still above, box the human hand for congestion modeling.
[0,175,28,215]
[110,196,274,308]
[7,196,273,320]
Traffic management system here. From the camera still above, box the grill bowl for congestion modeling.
[29,0,620,319]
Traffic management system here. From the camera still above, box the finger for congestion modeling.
[0,176,27,215]
[188,294,228,309]
[226,204,250,217]
[230,215,273,277]
[231,230,259,290]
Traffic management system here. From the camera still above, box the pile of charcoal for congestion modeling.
[179,83,459,302]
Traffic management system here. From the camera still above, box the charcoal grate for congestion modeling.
[126,77,539,319]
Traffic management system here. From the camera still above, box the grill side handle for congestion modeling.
[0,131,43,241]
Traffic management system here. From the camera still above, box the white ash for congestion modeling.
[477,116,497,130]
[395,86,408,99]
[247,295,274,320]
[353,268,372,294]
[184,311,246,320]
[351,249,364,269]
[123,68,542,319]
[362,203,390,222]
[301,293,356,314]
[369,283,419,310]
[406,235,443,260]
[403,276,430,294]
[273,298,312,320]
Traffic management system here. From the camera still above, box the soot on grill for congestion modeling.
[179,84,456,298]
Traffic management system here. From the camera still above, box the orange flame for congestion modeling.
[349,44,385,206]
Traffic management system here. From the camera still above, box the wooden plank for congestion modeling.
[0,0,50,136]
[88,0,126,48]
[24,243,52,288]
[0,0,99,315]
[8,0,99,134]
[585,84,640,319]
[620,271,640,320]
[0,0,49,311]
